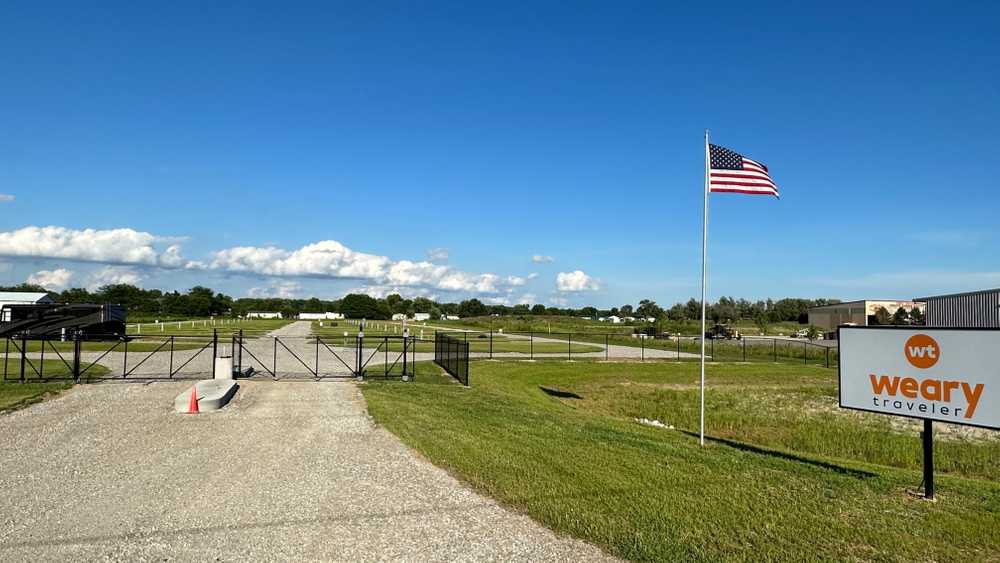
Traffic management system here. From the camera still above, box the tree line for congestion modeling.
[2,282,845,324]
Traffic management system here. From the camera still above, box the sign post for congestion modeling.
[838,326,1000,500]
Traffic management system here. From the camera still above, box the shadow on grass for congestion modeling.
[539,386,583,400]
[679,430,876,479]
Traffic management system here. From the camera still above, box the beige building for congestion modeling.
[807,300,924,331]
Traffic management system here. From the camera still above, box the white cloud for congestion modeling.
[516,293,536,305]
[556,270,600,292]
[0,194,14,202]
[210,239,513,295]
[507,275,528,286]
[247,281,302,299]
[532,255,554,264]
[548,296,569,307]
[426,248,449,262]
[87,266,144,290]
[0,226,190,268]
[345,285,438,300]
[26,268,73,290]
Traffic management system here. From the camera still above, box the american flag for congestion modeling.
[709,144,779,197]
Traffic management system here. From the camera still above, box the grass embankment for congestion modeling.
[0,359,110,412]
[362,361,1000,562]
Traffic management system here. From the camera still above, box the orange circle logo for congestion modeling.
[904,334,940,369]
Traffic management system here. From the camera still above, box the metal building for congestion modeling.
[807,299,924,331]
[915,288,1000,328]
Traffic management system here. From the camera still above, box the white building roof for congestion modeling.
[0,292,53,304]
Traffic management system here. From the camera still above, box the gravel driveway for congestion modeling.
[0,380,616,562]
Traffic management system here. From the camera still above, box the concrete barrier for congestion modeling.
[174,379,238,413]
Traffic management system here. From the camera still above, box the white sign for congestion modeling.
[839,327,1000,430]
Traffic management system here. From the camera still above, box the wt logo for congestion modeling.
[905,334,940,369]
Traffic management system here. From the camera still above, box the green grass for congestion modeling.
[125,318,292,337]
[310,321,602,354]
[361,360,1000,562]
[1,358,110,411]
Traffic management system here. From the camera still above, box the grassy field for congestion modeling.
[125,318,292,337]
[309,321,603,354]
[362,360,1000,562]
[1,359,110,411]
[431,315,807,337]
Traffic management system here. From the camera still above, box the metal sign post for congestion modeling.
[922,419,934,500]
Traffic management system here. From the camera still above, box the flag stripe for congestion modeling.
[708,143,779,197]
[710,187,779,195]
[710,179,777,188]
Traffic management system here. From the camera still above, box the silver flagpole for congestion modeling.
[700,130,710,447]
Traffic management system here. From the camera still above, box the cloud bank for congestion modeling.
[0,226,545,299]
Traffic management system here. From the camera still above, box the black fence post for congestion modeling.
[73,334,81,383]
[4,337,9,382]
[710,337,714,361]
[20,335,26,383]
[238,329,244,375]
[272,337,278,380]
[169,336,175,378]
[212,329,218,362]
[122,337,128,379]
[773,338,777,362]
[641,336,644,362]
[39,338,45,380]
[826,346,830,368]
[677,336,681,361]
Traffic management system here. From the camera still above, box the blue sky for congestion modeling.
[1,1,998,307]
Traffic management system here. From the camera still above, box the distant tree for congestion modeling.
[457,298,487,318]
[667,303,686,321]
[891,307,911,325]
[910,307,925,325]
[512,304,530,315]
[871,306,892,326]
[580,306,598,318]
[609,307,620,317]
[684,299,701,320]
[636,299,664,320]
[754,314,770,336]
[0,283,49,293]
[530,304,546,315]
[340,293,386,319]
[619,304,634,317]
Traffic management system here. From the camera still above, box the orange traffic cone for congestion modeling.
[187,386,200,414]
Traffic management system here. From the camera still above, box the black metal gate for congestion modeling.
[2,330,419,383]
[434,332,469,386]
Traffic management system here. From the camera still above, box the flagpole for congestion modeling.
[700,129,709,447]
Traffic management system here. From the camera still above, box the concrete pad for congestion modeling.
[173,379,238,413]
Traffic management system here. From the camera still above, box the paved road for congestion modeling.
[0,381,616,562]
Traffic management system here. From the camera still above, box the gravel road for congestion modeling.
[0,380,616,562]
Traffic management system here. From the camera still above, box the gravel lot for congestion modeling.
[0,380,615,562]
